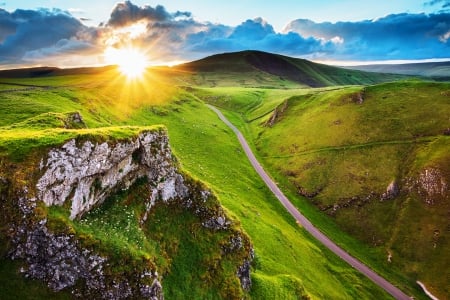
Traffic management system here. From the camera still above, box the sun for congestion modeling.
[105,47,148,78]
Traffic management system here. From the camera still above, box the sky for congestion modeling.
[0,0,449,68]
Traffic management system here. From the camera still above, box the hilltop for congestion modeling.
[176,50,407,87]
[0,51,408,88]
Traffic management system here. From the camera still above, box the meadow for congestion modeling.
[0,56,449,299]
[194,80,449,299]
[0,68,398,299]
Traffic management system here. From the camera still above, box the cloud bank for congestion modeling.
[284,13,450,61]
[0,1,449,67]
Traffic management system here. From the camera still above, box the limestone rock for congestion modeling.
[381,180,399,200]
[406,168,449,204]
[237,248,254,291]
[6,129,253,298]
[36,131,187,220]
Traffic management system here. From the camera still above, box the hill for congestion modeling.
[176,50,407,87]
[0,67,394,299]
[344,61,450,80]
[195,80,450,299]
[0,65,117,78]
[0,51,408,89]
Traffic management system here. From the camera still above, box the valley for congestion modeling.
[0,50,448,299]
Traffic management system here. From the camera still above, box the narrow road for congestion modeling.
[208,105,411,300]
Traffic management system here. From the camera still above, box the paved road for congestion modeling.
[208,105,411,300]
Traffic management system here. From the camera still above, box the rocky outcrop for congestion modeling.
[65,112,86,129]
[351,89,365,104]
[237,248,254,291]
[6,129,253,298]
[265,100,288,127]
[411,168,448,204]
[381,180,399,201]
[37,131,186,220]
[10,191,163,299]
[297,184,323,199]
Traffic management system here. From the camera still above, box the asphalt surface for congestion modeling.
[208,105,411,300]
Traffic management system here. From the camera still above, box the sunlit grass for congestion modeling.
[2,72,438,298]
[196,80,449,299]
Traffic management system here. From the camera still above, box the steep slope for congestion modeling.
[0,126,253,299]
[344,61,450,79]
[177,50,407,87]
[204,80,449,299]
[0,70,394,299]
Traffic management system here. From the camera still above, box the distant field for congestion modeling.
[344,61,450,78]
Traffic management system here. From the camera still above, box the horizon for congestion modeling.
[0,1,449,69]
[1,50,450,71]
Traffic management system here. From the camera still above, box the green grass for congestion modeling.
[0,71,395,299]
[195,80,449,299]
[0,259,72,300]
[128,98,392,299]
[176,50,406,88]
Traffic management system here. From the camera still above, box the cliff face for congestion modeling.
[3,129,253,299]
[36,132,186,220]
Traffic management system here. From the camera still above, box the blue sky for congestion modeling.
[3,0,439,31]
[1,0,449,67]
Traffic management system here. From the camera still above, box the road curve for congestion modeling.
[208,105,410,300]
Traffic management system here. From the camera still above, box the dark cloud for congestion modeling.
[425,0,450,12]
[107,1,191,27]
[184,18,335,58]
[229,18,275,40]
[0,8,95,65]
[425,0,450,7]
[284,13,450,60]
[1,1,449,67]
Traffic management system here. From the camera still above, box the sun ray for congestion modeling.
[104,47,148,78]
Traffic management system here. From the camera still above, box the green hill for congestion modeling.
[344,61,450,80]
[195,80,450,299]
[0,67,396,299]
[176,50,407,87]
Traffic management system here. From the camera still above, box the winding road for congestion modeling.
[208,105,410,300]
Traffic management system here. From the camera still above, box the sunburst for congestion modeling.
[105,47,148,78]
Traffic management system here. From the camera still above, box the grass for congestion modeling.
[177,50,406,88]
[195,80,449,299]
[128,96,392,299]
[0,70,394,299]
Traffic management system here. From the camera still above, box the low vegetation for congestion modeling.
[0,66,393,299]
[196,80,449,299]
[1,51,447,299]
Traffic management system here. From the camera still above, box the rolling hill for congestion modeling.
[0,50,447,299]
[344,61,450,79]
[0,50,407,88]
[0,65,117,78]
[0,61,397,299]
[176,50,407,87]
[195,80,450,299]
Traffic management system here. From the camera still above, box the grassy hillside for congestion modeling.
[195,80,450,299]
[0,69,394,299]
[176,50,407,87]
[344,61,450,79]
